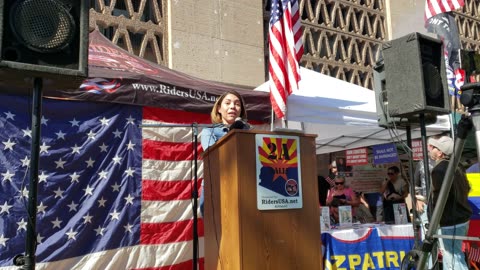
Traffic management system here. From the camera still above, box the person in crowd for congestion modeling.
[325,176,359,208]
[354,191,375,224]
[413,138,438,268]
[413,137,438,232]
[336,158,347,174]
[326,160,338,186]
[318,161,338,206]
[336,157,352,177]
[380,165,410,223]
[428,135,472,270]
[317,175,329,206]
[199,90,249,216]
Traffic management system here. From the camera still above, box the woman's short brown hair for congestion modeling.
[210,90,247,124]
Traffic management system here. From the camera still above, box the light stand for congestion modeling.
[402,82,480,269]
[416,112,470,269]
[14,78,43,270]
[140,122,213,270]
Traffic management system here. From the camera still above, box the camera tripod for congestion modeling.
[401,82,480,270]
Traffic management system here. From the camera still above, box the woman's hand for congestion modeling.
[379,179,388,193]
[416,200,425,213]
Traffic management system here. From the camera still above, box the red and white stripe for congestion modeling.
[469,245,480,262]
[140,107,209,270]
[325,176,335,187]
[424,0,464,20]
[268,0,303,119]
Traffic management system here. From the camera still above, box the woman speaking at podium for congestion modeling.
[199,90,250,216]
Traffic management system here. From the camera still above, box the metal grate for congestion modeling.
[10,0,75,53]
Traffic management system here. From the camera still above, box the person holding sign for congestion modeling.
[380,166,410,224]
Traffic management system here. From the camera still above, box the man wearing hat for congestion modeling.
[428,135,472,270]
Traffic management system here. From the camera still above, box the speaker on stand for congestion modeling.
[373,57,437,129]
[0,0,88,83]
[380,31,450,201]
[0,1,89,269]
[377,32,451,255]
[381,32,449,118]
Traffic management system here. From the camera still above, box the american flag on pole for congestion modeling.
[424,0,465,96]
[268,0,304,119]
[0,94,208,270]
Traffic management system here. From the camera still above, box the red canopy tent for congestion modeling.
[0,30,272,123]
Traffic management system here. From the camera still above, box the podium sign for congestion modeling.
[255,134,303,210]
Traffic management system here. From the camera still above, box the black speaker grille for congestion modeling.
[423,62,443,100]
[382,32,449,117]
[9,0,75,53]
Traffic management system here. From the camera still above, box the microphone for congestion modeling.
[229,117,247,131]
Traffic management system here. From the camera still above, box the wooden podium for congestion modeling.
[203,129,323,270]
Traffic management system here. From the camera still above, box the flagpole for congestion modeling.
[268,0,303,129]
[191,125,199,270]
[270,108,275,131]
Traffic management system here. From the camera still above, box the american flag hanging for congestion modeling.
[268,0,304,119]
[0,94,208,269]
[0,94,269,269]
[424,0,464,20]
[424,0,465,97]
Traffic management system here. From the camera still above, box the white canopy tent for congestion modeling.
[255,68,451,154]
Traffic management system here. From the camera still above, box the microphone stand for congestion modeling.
[140,122,214,270]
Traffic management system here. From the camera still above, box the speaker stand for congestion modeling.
[405,124,422,247]
[14,78,43,270]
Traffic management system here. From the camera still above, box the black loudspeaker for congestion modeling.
[382,32,449,118]
[0,0,88,83]
[374,60,407,128]
[374,59,436,128]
